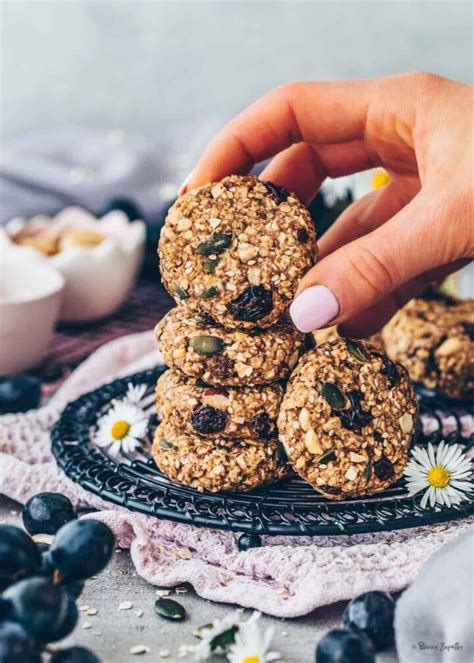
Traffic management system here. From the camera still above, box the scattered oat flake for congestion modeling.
[119,601,133,610]
[156,590,171,597]
[175,549,192,560]
[82,622,92,630]
[276,587,289,598]
[86,608,98,616]
[130,644,150,655]
[159,651,170,659]
[175,586,188,594]
[135,609,144,617]
[79,605,89,612]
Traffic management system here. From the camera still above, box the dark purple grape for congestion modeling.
[191,406,228,434]
[23,493,76,536]
[373,352,400,388]
[49,590,78,642]
[206,355,235,381]
[263,180,289,204]
[0,375,41,415]
[0,620,41,663]
[229,286,273,322]
[2,577,68,643]
[342,591,395,650]
[462,322,474,340]
[51,646,101,663]
[0,525,40,589]
[49,519,114,580]
[62,578,85,599]
[316,628,375,663]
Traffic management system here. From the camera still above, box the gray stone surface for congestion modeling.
[0,495,399,663]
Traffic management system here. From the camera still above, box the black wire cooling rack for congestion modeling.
[51,366,474,537]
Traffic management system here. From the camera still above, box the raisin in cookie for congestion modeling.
[152,421,288,493]
[381,291,474,399]
[158,175,317,329]
[156,369,283,439]
[155,307,304,386]
[278,338,418,500]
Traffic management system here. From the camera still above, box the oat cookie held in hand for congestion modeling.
[278,338,418,499]
[158,175,317,329]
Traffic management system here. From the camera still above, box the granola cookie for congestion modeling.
[156,369,283,439]
[155,307,304,386]
[313,326,384,349]
[278,338,418,499]
[152,421,288,492]
[158,175,317,329]
[381,290,474,399]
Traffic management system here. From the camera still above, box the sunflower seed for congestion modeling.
[159,439,176,450]
[171,285,189,300]
[199,286,219,300]
[196,233,233,256]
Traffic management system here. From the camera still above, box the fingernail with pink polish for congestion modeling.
[290,285,340,333]
[178,170,194,196]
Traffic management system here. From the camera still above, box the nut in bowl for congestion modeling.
[3,206,146,322]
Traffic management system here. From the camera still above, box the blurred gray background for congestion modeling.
[1,0,473,141]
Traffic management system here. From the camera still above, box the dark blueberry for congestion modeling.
[49,520,114,580]
[206,355,235,381]
[50,646,101,663]
[316,629,375,663]
[191,406,228,434]
[263,180,290,204]
[373,352,400,388]
[296,227,309,242]
[0,375,41,415]
[462,322,474,340]
[39,550,55,577]
[2,577,69,643]
[0,620,41,663]
[0,525,41,588]
[336,390,372,433]
[23,493,76,536]
[229,286,273,323]
[252,413,273,439]
[36,542,50,554]
[62,578,85,599]
[373,455,395,481]
[237,533,262,551]
[98,197,143,221]
[48,590,79,642]
[342,591,395,650]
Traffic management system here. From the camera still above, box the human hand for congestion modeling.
[181,73,473,336]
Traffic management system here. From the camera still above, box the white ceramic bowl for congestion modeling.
[0,251,64,376]
[4,207,146,322]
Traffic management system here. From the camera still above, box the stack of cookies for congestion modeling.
[152,175,317,492]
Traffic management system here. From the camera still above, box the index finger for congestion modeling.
[186,79,372,191]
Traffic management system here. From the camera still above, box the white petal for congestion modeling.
[436,441,447,464]
[449,480,472,491]
[427,444,436,467]
[440,443,459,467]
[420,489,430,509]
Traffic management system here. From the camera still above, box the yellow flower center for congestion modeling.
[371,170,390,190]
[427,465,450,488]
[242,658,260,663]
[111,420,131,440]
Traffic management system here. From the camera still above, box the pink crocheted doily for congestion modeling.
[1,331,472,617]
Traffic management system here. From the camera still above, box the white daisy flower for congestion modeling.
[194,611,241,661]
[227,611,281,663]
[320,168,390,207]
[124,382,147,405]
[95,400,148,456]
[404,441,472,509]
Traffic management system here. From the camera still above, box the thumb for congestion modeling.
[290,192,455,332]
